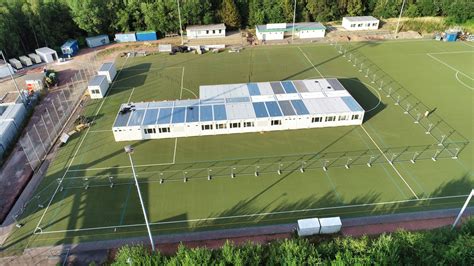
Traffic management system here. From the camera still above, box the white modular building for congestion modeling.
[87,75,109,99]
[97,62,117,83]
[8,59,22,70]
[186,24,226,39]
[0,102,27,154]
[19,56,33,67]
[342,16,379,31]
[35,47,59,63]
[297,218,321,236]
[28,53,42,64]
[256,22,326,41]
[0,60,15,79]
[112,78,364,141]
[319,217,342,234]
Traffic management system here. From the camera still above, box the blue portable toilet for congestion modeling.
[61,39,79,56]
[444,31,458,42]
[136,31,157,41]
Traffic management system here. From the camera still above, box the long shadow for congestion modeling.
[106,63,152,97]
[339,78,386,121]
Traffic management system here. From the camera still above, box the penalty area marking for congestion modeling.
[455,72,474,90]
[34,194,467,235]
[426,53,474,91]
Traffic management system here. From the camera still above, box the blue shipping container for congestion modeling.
[445,32,457,42]
[61,39,79,56]
[136,31,157,41]
[115,32,137,42]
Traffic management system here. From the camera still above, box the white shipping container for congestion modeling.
[319,217,342,234]
[0,120,16,151]
[88,75,109,99]
[28,53,42,64]
[19,56,33,67]
[0,63,15,79]
[86,35,110,48]
[297,218,321,236]
[8,59,22,69]
[97,62,117,83]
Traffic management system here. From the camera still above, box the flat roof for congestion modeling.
[99,62,115,72]
[187,23,226,31]
[343,16,379,22]
[88,75,107,87]
[256,22,326,33]
[35,47,56,55]
[113,79,364,128]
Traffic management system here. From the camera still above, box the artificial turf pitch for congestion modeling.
[4,40,473,251]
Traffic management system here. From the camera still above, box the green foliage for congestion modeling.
[219,0,241,29]
[400,19,446,33]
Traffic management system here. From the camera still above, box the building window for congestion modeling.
[357,23,362,27]
[230,122,241,128]
[159,127,170,133]
[212,30,215,34]
[91,89,100,94]
[352,114,360,120]
[144,128,156,134]
[325,116,336,122]
[311,117,322,123]
[201,124,213,130]
[373,23,378,26]
[244,122,254,127]
[219,29,222,34]
[271,120,282,126]
[350,24,355,28]
[338,115,348,121]
[216,123,227,129]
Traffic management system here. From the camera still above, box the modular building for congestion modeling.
[319,217,342,234]
[297,218,321,236]
[35,47,58,63]
[61,39,79,57]
[444,31,458,42]
[115,32,137,43]
[136,31,157,41]
[0,61,15,79]
[28,53,41,64]
[8,59,22,70]
[86,35,110,48]
[88,75,109,99]
[97,62,117,83]
[19,56,33,67]
[186,24,226,39]
[0,102,27,152]
[112,78,364,141]
[342,16,379,30]
[256,22,326,41]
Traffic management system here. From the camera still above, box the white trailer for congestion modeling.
[28,53,42,64]
[35,47,59,63]
[97,62,117,83]
[87,75,109,99]
[256,22,326,41]
[342,16,379,31]
[19,56,33,67]
[319,217,342,234]
[297,218,321,236]
[8,59,22,70]
[186,24,226,39]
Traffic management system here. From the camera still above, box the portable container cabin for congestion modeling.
[158,44,172,53]
[97,62,117,83]
[342,16,379,30]
[0,102,27,128]
[319,217,342,234]
[0,120,16,152]
[88,75,109,99]
[24,72,45,92]
[186,24,226,39]
[35,47,58,63]
[136,31,157,41]
[28,53,42,64]
[19,56,33,67]
[86,35,110,48]
[0,61,14,79]
[297,218,321,236]
[444,31,458,42]
[115,32,137,43]
[256,23,286,41]
[256,22,325,40]
[293,22,326,38]
[8,59,22,70]
[112,78,365,141]
[61,39,79,57]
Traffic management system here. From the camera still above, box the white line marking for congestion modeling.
[181,87,198,98]
[360,125,419,199]
[427,53,474,80]
[127,87,135,103]
[179,67,185,99]
[455,71,474,90]
[428,50,473,55]
[88,129,112,133]
[172,138,178,164]
[461,41,474,48]
[298,46,324,78]
[34,56,131,232]
[35,194,467,234]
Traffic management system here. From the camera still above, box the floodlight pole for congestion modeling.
[125,146,155,252]
[452,189,473,229]
[291,0,297,43]
[395,0,407,38]
[176,0,184,45]
[1,50,26,105]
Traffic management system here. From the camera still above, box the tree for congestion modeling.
[182,0,214,26]
[67,0,117,35]
[248,0,265,26]
[219,0,241,29]
[141,0,180,35]
[347,0,365,16]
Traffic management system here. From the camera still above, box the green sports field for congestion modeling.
[4,40,473,251]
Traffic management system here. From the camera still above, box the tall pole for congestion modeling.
[394,0,407,38]
[125,146,155,251]
[1,50,26,105]
[452,189,474,229]
[176,0,184,45]
[291,0,297,43]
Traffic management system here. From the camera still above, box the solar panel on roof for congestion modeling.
[291,100,309,115]
[293,80,308,92]
[114,111,132,127]
[226,97,250,103]
[158,108,173,124]
[148,101,174,108]
[142,109,159,125]
[265,101,283,117]
[171,107,185,123]
[213,104,227,120]
[270,82,285,94]
[341,96,364,112]
[278,101,296,116]
[281,81,297,93]
[186,106,199,122]
[247,83,260,96]
[128,110,145,126]
[252,102,269,118]
[200,105,213,122]
[200,98,225,105]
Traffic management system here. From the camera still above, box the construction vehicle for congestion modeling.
[60,115,93,145]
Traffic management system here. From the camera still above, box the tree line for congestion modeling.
[112,219,473,265]
[0,0,472,58]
